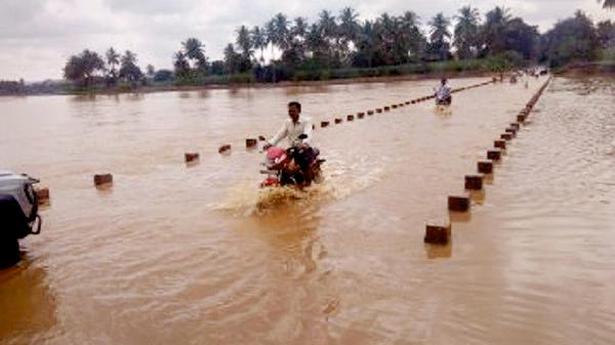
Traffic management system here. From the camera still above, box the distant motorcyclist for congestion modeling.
[264,101,317,185]
[435,78,452,105]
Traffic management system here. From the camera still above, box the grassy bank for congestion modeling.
[195,56,522,86]
[105,57,519,94]
[3,56,524,96]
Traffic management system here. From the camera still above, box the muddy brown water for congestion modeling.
[1,76,614,344]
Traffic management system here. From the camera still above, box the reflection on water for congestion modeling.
[0,260,57,343]
[1,76,614,344]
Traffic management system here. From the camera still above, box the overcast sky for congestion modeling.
[0,0,612,81]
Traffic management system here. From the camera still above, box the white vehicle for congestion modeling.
[0,171,42,268]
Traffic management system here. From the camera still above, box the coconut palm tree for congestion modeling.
[291,17,308,40]
[286,17,308,64]
[429,13,452,61]
[223,43,240,74]
[338,7,360,64]
[235,25,253,72]
[182,37,206,68]
[374,13,402,65]
[306,23,327,61]
[63,49,105,87]
[236,25,253,59]
[317,9,338,63]
[482,6,511,55]
[265,13,290,82]
[454,6,480,59]
[173,51,190,78]
[354,20,377,67]
[398,11,425,61]
[119,50,143,86]
[250,26,267,63]
[105,47,120,82]
[272,13,290,52]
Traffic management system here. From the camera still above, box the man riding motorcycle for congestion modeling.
[435,78,452,106]
[263,101,318,186]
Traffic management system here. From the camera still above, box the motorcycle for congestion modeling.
[260,135,325,188]
[435,94,452,106]
[0,171,42,268]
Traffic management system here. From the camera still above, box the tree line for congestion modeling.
[62,6,614,88]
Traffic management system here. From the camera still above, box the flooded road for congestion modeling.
[1,76,614,344]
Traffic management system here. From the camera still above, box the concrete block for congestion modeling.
[465,175,484,190]
[424,222,452,245]
[501,133,513,140]
[347,114,354,121]
[185,152,200,162]
[321,121,330,128]
[218,144,231,154]
[477,161,493,174]
[495,140,506,149]
[34,187,50,204]
[245,139,257,148]
[487,149,502,161]
[335,118,343,124]
[94,173,113,186]
[448,194,470,212]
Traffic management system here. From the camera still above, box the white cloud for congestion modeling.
[0,0,611,81]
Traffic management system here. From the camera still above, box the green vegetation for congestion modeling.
[52,6,614,93]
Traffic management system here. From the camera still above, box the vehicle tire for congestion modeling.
[0,235,20,269]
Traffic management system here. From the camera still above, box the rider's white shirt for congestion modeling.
[436,84,451,99]
[268,116,313,148]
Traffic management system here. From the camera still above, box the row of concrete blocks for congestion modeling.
[36,81,500,204]
[425,77,552,245]
[209,80,495,156]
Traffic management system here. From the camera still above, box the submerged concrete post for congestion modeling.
[501,133,513,141]
[477,161,493,174]
[448,194,471,212]
[218,144,231,154]
[94,173,113,186]
[376,108,383,113]
[384,106,391,111]
[347,114,354,121]
[487,149,502,161]
[510,123,520,130]
[258,135,266,141]
[321,121,330,128]
[465,175,484,190]
[245,139,257,148]
[357,112,365,119]
[367,110,374,115]
[185,152,200,162]
[34,187,50,205]
[335,118,343,124]
[494,140,506,149]
[424,222,452,245]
